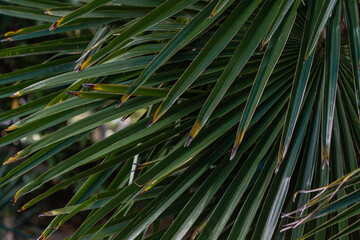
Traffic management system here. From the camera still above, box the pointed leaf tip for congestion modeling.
[274,164,280,174]
[39,211,53,217]
[184,136,193,147]
[66,91,78,97]
[3,151,23,165]
[292,192,299,202]
[116,101,123,108]
[234,129,246,148]
[5,124,18,132]
[121,114,131,121]
[12,196,19,206]
[275,150,283,174]
[10,91,21,98]
[49,19,61,32]
[147,119,154,128]
[74,64,82,72]
[230,130,245,160]
[77,57,91,71]
[187,122,202,144]
[151,105,164,125]
[82,83,94,89]
[0,38,12,42]
[321,159,329,170]
[230,145,238,161]
[118,94,130,108]
[279,143,288,162]
[17,206,25,212]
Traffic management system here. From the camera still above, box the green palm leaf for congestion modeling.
[1,0,360,239]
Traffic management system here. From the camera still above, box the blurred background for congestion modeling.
[0,2,139,238]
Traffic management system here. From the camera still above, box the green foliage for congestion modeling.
[0,0,360,239]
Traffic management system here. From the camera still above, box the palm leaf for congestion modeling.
[1,0,360,239]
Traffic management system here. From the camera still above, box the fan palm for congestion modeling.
[0,0,360,239]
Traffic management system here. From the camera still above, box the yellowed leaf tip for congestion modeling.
[322,144,330,163]
[77,57,91,72]
[44,10,52,15]
[230,130,246,160]
[321,157,326,170]
[184,122,202,147]
[39,211,55,217]
[236,129,246,147]
[12,190,22,205]
[191,220,208,239]
[10,91,22,98]
[275,149,283,174]
[5,124,18,132]
[136,165,147,170]
[3,151,22,165]
[134,184,153,199]
[303,54,309,63]
[116,94,130,108]
[325,148,330,163]
[260,41,266,50]
[38,234,46,240]
[49,20,60,32]
[149,106,164,127]
[17,206,25,212]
